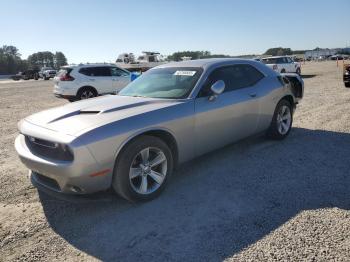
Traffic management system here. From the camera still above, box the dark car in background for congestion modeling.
[11,70,39,81]
[344,63,350,87]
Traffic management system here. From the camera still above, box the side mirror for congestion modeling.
[209,80,225,101]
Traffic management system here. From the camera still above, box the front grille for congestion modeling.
[25,136,74,161]
[34,173,61,191]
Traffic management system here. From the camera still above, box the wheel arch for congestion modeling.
[280,95,294,107]
[114,128,179,170]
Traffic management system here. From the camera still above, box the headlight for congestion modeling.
[25,136,74,161]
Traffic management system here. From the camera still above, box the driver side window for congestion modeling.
[198,66,233,97]
[198,65,264,97]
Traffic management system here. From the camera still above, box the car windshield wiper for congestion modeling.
[130,95,147,98]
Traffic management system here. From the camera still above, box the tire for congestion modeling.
[345,82,350,88]
[266,99,293,140]
[281,69,286,73]
[68,98,76,102]
[44,75,49,80]
[76,87,97,100]
[296,68,301,75]
[112,135,174,202]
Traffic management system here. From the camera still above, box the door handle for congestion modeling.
[249,93,257,98]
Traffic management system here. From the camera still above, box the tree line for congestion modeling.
[0,45,68,74]
[167,48,310,61]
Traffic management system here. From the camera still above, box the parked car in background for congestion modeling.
[344,63,350,87]
[330,55,344,60]
[15,58,304,202]
[11,69,39,81]
[53,64,132,102]
[42,69,57,80]
[261,56,301,75]
[39,67,54,79]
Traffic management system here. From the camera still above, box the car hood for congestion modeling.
[24,95,186,136]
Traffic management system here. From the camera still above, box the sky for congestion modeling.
[1,0,349,63]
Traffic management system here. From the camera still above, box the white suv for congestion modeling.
[53,64,131,101]
[261,56,301,75]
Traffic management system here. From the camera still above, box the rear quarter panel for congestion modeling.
[256,75,297,132]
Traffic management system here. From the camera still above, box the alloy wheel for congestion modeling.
[81,90,95,99]
[129,147,167,195]
[276,105,291,135]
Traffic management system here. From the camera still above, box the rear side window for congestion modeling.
[262,58,276,64]
[79,67,93,76]
[57,68,73,77]
[199,64,264,96]
[277,58,285,64]
[79,67,111,76]
[262,58,285,64]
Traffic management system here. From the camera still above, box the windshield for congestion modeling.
[119,67,203,99]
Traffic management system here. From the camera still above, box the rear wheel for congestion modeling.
[267,99,293,140]
[281,69,286,73]
[112,136,173,202]
[345,82,350,88]
[76,87,97,100]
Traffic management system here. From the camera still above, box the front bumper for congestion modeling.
[15,134,113,194]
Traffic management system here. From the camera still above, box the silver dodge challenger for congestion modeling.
[15,59,304,202]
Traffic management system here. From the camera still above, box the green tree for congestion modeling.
[27,51,55,69]
[0,45,23,74]
[54,52,68,68]
[264,47,292,56]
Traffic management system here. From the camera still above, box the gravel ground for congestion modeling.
[0,61,349,261]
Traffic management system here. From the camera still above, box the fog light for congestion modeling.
[68,185,83,193]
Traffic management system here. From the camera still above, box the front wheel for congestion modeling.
[112,136,173,202]
[266,99,293,140]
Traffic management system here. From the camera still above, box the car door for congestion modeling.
[110,67,131,93]
[286,57,296,72]
[88,66,113,94]
[194,64,265,156]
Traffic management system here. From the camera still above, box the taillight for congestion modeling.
[60,74,74,81]
[272,64,278,70]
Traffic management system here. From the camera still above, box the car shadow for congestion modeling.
[39,128,350,261]
[301,74,317,79]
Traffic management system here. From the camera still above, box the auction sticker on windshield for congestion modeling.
[174,71,196,76]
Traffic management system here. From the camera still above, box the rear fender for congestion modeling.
[281,73,304,100]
